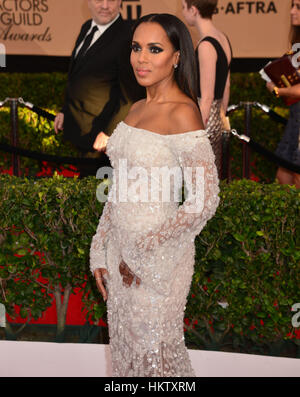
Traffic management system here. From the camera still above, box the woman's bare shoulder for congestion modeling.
[131,98,145,110]
[170,101,204,133]
[124,99,145,124]
[197,39,218,56]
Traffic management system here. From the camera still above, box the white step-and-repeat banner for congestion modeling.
[0,0,291,57]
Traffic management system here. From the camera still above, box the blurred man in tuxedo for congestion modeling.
[54,0,144,177]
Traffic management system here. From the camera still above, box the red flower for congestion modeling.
[1,166,13,175]
[57,167,80,178]
[295,329,300,340]
[286,331,295,339]
[98,318,107,327]
[250,173,260,182]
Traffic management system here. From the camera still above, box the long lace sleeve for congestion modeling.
[136,133,220,252]
[89,200,112,275]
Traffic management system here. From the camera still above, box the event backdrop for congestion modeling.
[0,0,291,58]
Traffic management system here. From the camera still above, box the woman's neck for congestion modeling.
[194,17,216,40]
[146,77,180,103]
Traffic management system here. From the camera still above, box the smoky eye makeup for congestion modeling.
[149,45,164,54]
[131,41,164,54]
[131,42,141,52]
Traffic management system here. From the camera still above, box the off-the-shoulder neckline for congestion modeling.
[120,121,206,137]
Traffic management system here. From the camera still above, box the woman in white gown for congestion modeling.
[90,13,220,377]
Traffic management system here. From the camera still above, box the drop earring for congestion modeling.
[174,52,180,70]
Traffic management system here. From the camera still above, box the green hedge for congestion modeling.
[0,175,299,355]
[0,72,66,108]
[0,72,290,181]
[0,174,105,341]
[186,179,300,356]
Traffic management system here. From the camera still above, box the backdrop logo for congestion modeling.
[121,0,142,21]
[0,42,5,66]
[215,1,277,15]
[0,0,52,43]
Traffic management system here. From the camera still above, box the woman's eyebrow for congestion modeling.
[147,42,163,46]
[132,40,163,46]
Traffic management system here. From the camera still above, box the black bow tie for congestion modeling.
[76,25,99,61]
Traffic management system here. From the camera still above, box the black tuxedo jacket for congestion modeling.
[62,16,144,152]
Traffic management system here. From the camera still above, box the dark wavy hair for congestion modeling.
[131,13,198,105]
[185,0,218,19]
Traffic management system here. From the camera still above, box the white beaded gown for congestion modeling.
[90,121,220,377]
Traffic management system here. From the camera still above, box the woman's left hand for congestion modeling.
[119,260,141,287]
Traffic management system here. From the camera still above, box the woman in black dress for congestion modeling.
[182,0,232,176]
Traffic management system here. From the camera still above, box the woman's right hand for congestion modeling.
[94,268,108,302]
[93,132,109,152]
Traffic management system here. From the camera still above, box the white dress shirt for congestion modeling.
[75,13,120,57]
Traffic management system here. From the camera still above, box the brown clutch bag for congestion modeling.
[264,52,300,106]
